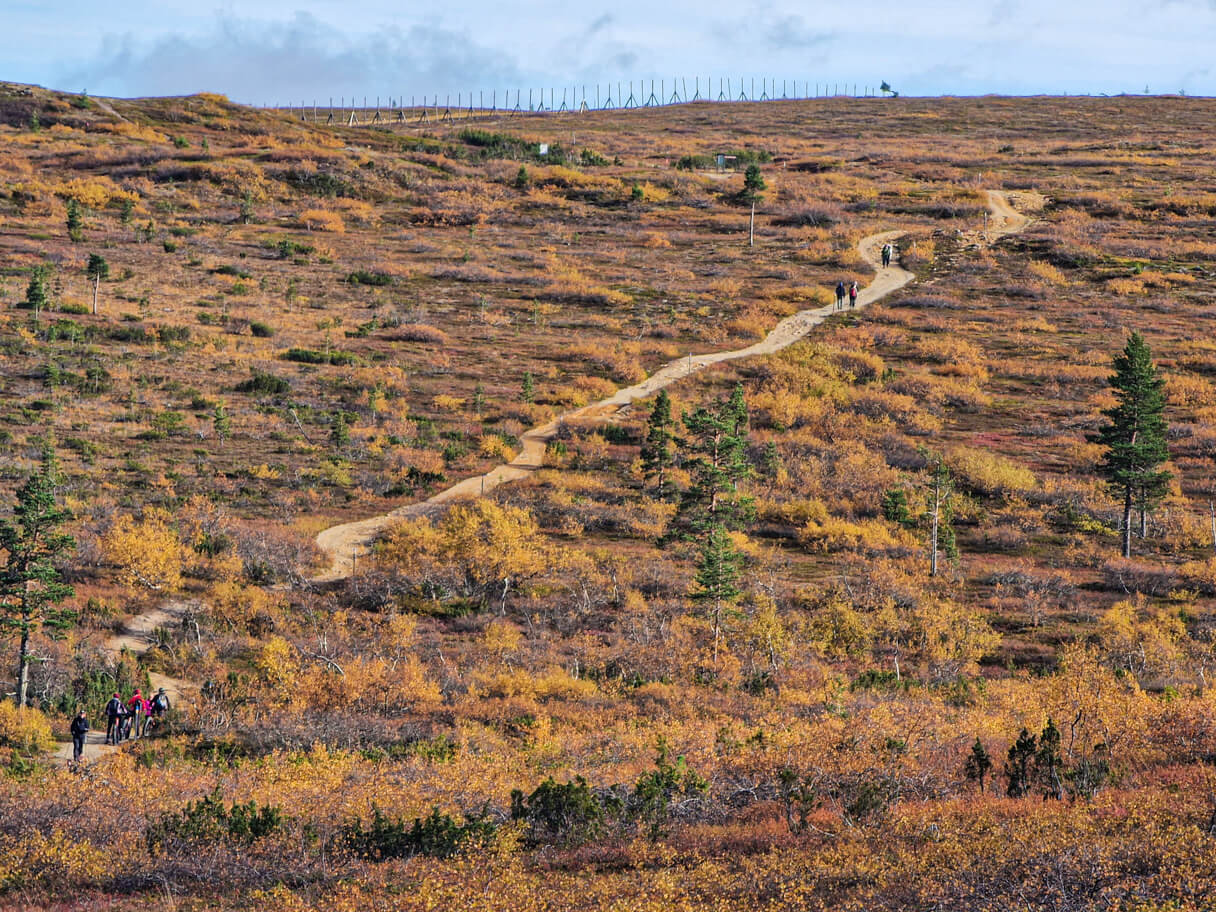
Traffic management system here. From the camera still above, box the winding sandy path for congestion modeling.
[49,190,1033,766]
[309,192,1031,581]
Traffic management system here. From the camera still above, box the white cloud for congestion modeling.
[4,1,1207,100]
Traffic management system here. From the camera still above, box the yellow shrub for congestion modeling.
[639,182,672,203]
[101,122,169,142]
[102,508,187,591]
[483,618,523,659]
[479,434,517,461]
[298,209,346,232]
[432,394,466,413]
[0,827,110,890]
[913,335,986,367]
[833,348,885,382]
[0,703,54,755]
[798,516,904,553]
[947,446,1036,498]
[1027,259,1067,286]
[56,177,138,209]
[255,636,301,691]
[1106,277,1146,295]
[1167,373,1216,409]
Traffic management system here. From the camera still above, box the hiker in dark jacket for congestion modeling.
[835,280,846,309]
[150,687,171,720]
[104,692,123,744]
[70,710,89,763]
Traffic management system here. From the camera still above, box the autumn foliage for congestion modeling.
[3,86,1216,909]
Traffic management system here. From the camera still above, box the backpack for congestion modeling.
[153,693,169,712]
[106,697,122,717]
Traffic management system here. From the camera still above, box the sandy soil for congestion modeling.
[313,227,925,581]
[51,191,1032,767]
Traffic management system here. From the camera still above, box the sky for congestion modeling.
[5,1,1215,102]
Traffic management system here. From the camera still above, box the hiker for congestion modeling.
[849,281,859,308]
[147,688,170,733]
[835,280,846,309]
[70,709,89,763]
[127,689,146,739]
[104,691,123,744]
[116,699,131,742]
[881,242,892,267]
[150,687,170,719]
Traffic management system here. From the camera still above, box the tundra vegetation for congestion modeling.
[1,82,1216,909]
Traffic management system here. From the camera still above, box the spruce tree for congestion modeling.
[690,524,743,664]
[1092,332,1170,558]
[640,390,676,498]
[1004,727,1037,798]
[66,198,83,242]
[24,266,49,321]
[882,488,912,526]
[674,384,754,537]
[213,404,232,444]
[0,450,76,707]
[963,737,992,794]
[1034,718,1065,800]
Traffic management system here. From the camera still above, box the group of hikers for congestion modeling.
[833,242,896,310]
[834,280,859,309]
[68,687,172,763]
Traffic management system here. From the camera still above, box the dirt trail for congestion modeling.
[968,189,1041,245]
[315,195,1034,579]
[52,191,1032,764]
[316,227,925,581]
[53,601,195,766]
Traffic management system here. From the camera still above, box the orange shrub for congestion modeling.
[298,209,346,232]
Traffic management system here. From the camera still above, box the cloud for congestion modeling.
[760,14,835,51]
[59,12,533,103]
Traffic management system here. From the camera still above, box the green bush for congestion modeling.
[274,238,315,258]
[339,806,495,860]
[284,347,358,366]
[146,788,284,849]
[249,321,275,338]
[107,325,152,344]
[346,270,393,287]
[579,149,610,167]
[510,776,614,846]
[45,319,83,343]
[158,325,191,343]
[631,740,708,839]
[236,369,291,396]
[283,169,351,197]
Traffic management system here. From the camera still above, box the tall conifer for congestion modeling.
[640,390,676,498]
[1092,332,1170,557]
[0,450,76,707]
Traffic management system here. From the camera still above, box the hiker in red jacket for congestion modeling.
[127,689,147,739]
